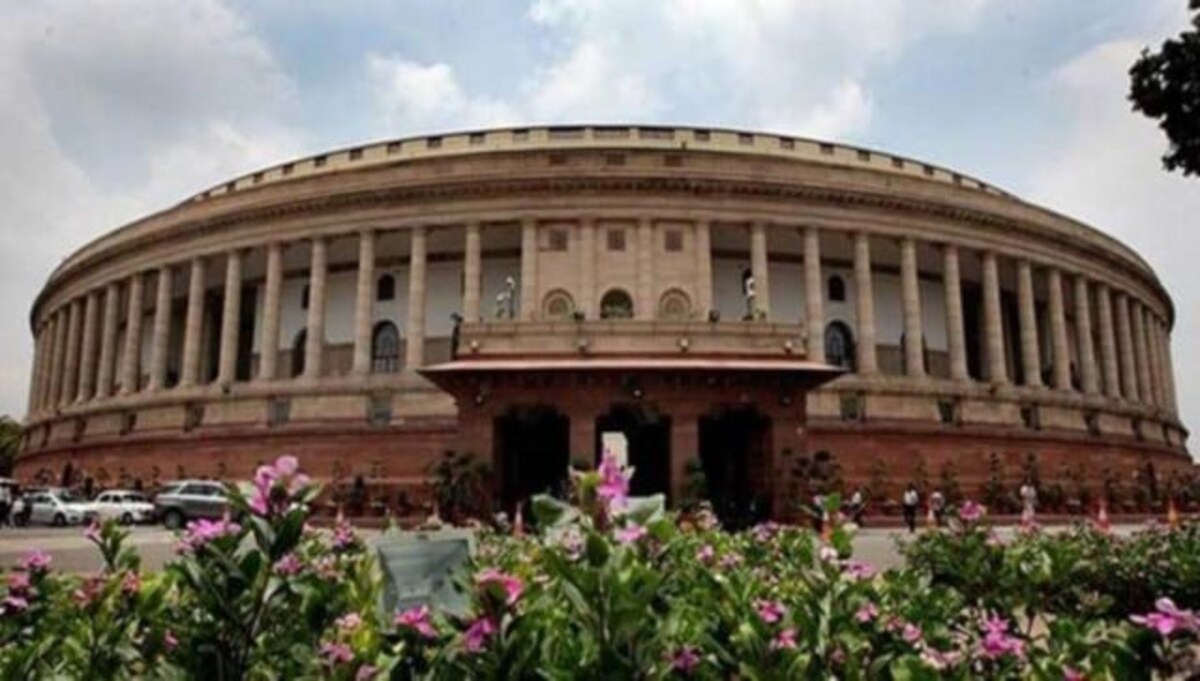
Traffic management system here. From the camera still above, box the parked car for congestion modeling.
[93,490,155,525]
[25,489,97,527]
[153,480,230,529]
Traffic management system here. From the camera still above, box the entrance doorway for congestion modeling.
[493,406,570,516]
[699,406,772,529]
[595,404,671,499]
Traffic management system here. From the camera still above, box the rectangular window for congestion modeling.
[607,229,626,251]
[857,150,871,162]
[512,129,530,142]
[546,229,569,252]
[426,137,442,149]
[693,129,711,141]
[349,148,363,160]
[819,143,835,155]
[252,172,264,184]
[313,155,327,168]
[469,133,486,145]
[281,163,294,176]
[738,133,754,145]
[386,142,402,154]
[891,157,904,169]
[779,138,795,150]
[664,229,683,253]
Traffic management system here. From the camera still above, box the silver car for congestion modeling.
[25,489,97,527]
[153,480,230,529]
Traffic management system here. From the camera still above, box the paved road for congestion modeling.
[0,523,1142,574]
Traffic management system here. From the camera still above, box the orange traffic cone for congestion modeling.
[1168,498,1180,529]
[1096,500,1111,534]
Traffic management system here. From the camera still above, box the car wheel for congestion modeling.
[163,510,184,530]
[53,513,66,527]
[120,512,134,526]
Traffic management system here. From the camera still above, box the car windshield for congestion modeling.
[125,494,148,503]
[57,491,82,503]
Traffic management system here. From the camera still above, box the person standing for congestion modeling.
[930,489,946,527]
[902,484,920,533]
[849,487,866,527]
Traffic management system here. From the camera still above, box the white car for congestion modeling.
[25,489,97,527]
[93,490,155,525]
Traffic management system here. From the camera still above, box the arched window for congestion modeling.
[376,274,396,302]
[600,289,634,320]
[290,329,307,378]
[658,289,692,321]
[824,321,856,370]
[827,275,846,302]
[542,290,575,320]
[372,321,400,373]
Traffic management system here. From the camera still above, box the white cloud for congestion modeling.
[0,1,301,418]
[1028,38,1200,443]
[370,0,991,139]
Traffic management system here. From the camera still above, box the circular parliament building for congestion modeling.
[19,125,1191,520]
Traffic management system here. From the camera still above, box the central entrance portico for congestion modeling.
[421,320,842,521]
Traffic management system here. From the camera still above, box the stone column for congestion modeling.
[463,223,482,321]
[217,250,243,385]
[34,322,52,410]
[148,266,173,391]
[1115,293,1138,402]
[750,221,770,318]
[1161,321,1179,414]
[405,227,428,369]
[1016,260,1042,387]
[120,273,144,395]
[578,218,595,318]
[852,232,878,375]
[95,282,120,399]
[1047,268,1070,391]
[258,242,284,382]
[75,291,100,402]
[519,218,537,320]
[1130,302,1152,405]
[1147,313,1166,409]
[27,324,47,414]
[1074,276,1099,395]
[942,245,968,381]
[179,257,207,388]
[61,299,83,405]
[900,237,924,377]
[41,317,59,410]
[1095,284,1120,399]
[304,237,328,379]
[804,227,825,362]
[981,251,1008,384]
[637,218,655,319]
[48,308,69,407]
[352,230,376,376]
[695,220,714,318]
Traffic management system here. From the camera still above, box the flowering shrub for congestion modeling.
[1,454,1199,678]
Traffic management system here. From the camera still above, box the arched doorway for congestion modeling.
[824,321,856,371]
[699,406,772,529]
[372,321,400,373]
[290,329,307,378]
[600,289,634,320]
[594,404,671,499]
[493,406,570,516]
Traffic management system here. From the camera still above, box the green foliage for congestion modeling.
[430,451,491,521]
[1130,0,1200,176]
[0,415,21,477]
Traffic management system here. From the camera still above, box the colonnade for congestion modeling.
[25,220,1180,423]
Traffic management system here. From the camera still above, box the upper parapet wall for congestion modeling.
[43,124,1162,311]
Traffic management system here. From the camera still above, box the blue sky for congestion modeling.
[0,0,1195,447]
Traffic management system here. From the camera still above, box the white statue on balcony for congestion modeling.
[742,267,757,320]
[494,276,517,320]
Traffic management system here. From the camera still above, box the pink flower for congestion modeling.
[958,501,984,523]
[818,545,839,562]
[669,646,702,674]
[121,571,141,596]
[2,596,28,614]
[1063,666,1084,681]
[754,599,786,624]
[979,614,1024,659]
[84,519,102,544]
[7,572,30,592]
[395,605,437,639]
[843,560,876,581]
[476,569,524,606]
[1131,598,1200,636]
[22,551,51,573]
[274,553,303,577]
[902,623,923,644]
[855,603,878,623]
[332,519,358,551]
[355,665,378,681]
[615,524,647,544]
[695,545,715,563]
[163,629,179,651]
[250,455,311,517]
[770,627,798,651]
[464,616,497,652]
[597,452,630,511]
[336,613,363,633]
[752,522,779,542]
[719,552,743,569]
[319,641,354,665]
[178,518,241,552]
